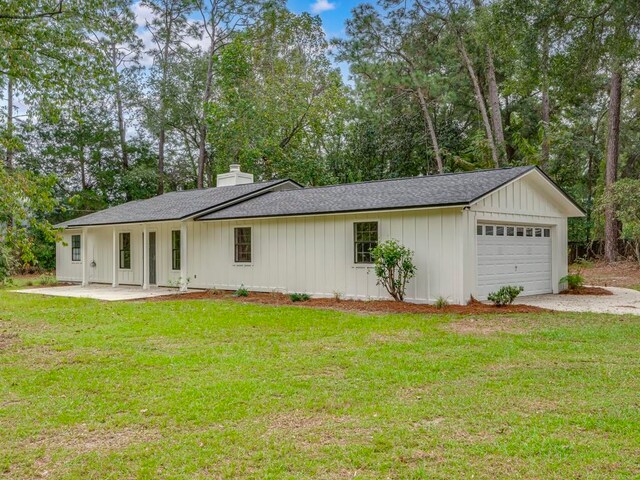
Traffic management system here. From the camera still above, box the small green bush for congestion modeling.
[560,273,584,290]
[434,296,449,309]
[234,285,249,297]
[39,274,57,286]
[289,292,311,302]
[487,286,524,306]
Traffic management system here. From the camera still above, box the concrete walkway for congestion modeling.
[514,286,640,315]
[15,284,191,301]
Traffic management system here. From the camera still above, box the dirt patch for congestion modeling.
[25,424,161,479]
[29,423,160,453]
[445,317,535,336]
[138,290,549,316]
[578,260,640,288]
[0,332,19,349]
[262,411,374,448]
[560,286,613,296]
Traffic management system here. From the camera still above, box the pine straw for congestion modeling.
[560,286,613,296]
[139,290,548,315]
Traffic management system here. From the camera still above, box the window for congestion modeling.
[171,230,181,270]
[496,226,505,236]
[506,226,515,237]
[516,227,524,237]
[485,225,494,236]
[526,227,533,237]
[535,228,542,237]
[234,227,252,263]
[544,228,551,238]
[354,222,378,263]
[71,234,81,262]
[477,225,483,235]
[119,232,131,269]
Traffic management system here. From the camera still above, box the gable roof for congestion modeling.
[58,179,299,228]
[199,166,576,221]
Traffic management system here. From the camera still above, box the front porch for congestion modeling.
[15,284,193,302]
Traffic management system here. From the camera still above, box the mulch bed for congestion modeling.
[140,290,549,315]
[577,260,640,288]
[560,286,613,296]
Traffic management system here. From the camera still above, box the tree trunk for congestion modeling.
[198,45,216,189]
[485,47,505,162]
[80,146,87,190]
[6,77,13,169]
[416,87,443,174]
[604,70,622,263]
[457,37,500,168]
[540,29,550,167]
[158,127,165,195]
[111,43,129,172]
[465,0,499,167]
[157,14,174,196]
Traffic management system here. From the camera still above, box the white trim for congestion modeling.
[470,169,584,217]
[202,205,462,223]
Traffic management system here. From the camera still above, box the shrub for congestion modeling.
[434,296,449,309]
[332,290,343,301]
[371,239,417,302]
[487,286,524,306]
[39,274,57,286]
[0,244,16,285]
[560,273,584,290]
[234,285,249,297]
[289,292,311,302]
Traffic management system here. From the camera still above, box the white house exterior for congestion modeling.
[56,165,584,304]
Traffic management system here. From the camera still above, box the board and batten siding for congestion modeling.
[188,208,466,304]
[465,172,569,298]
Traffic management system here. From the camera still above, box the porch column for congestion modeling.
[81,227,89,287]
[112,228,118,288]
[180,222,188,292]
[142,225,149,290]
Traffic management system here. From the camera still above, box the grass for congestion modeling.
[0,289,639,479]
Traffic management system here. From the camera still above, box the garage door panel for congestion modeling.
[477,223,552,299]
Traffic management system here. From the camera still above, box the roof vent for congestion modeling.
[216,164,254,187]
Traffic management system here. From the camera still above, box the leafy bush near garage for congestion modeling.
[371,239,417,302]
[289,292,310,302]
[560,273,584,290]
[487,286,524,306]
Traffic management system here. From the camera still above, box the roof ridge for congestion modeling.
[166,178,286,194]
[269,166,536,193]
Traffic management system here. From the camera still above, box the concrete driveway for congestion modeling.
[15,284,190,301]
[514,286,640,315]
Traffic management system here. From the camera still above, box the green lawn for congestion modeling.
[0,290,639,479]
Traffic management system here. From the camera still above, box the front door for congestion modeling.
[149,232,157,285]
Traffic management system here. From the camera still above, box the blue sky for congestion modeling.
[287,0,357,39]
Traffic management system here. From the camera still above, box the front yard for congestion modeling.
[0,289,639,479]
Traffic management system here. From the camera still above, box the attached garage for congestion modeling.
[466,167,585,301]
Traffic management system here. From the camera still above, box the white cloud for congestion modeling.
[310,0,336,14]
[132,2,155,28]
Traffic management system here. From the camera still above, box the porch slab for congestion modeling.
[15,284,193,302]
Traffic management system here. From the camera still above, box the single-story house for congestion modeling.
[56,164,584,304]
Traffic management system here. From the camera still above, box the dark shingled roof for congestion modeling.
[59,179,295,228]
[199,166,538,220]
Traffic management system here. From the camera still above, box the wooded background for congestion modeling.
[1,0,639,272]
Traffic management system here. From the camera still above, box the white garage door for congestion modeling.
[476,224,552,299]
